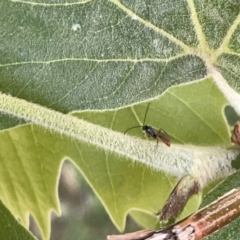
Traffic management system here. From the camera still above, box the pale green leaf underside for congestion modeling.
[75,79,230,146]
[1,0,240,239]
[0,79,238,240]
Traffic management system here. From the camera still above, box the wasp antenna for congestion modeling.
[143,103,151,126]
[124,126,143,135]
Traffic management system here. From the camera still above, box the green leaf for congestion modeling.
[0,79,238,239]
[1,0,240,239]
[0,200,36,240]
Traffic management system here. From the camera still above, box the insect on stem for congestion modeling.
[124,103,171,147]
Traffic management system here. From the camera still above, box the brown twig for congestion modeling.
[107,189,240,240]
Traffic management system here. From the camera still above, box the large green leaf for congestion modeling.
[1,0,240,239]
[0,79,238,239]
